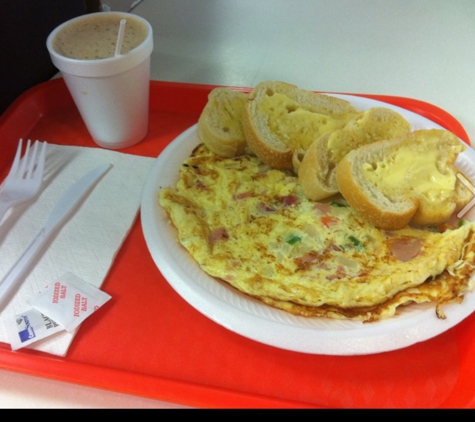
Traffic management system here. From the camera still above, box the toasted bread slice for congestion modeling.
[197,87,249,158]
[336,129,468,230]
[298,107,412,201]
[242,81,359,170]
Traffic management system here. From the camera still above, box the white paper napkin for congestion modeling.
[0,143,155,356]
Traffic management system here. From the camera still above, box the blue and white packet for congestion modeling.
[5,309,63,351]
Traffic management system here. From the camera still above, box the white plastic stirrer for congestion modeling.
[114,19,127,56]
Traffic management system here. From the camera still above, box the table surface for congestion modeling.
[2,0,475,408]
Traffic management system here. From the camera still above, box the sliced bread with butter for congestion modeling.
[198,87,249,158]
[242,81,359,170]
[336,129,471,230]
[298,107,412,201]
[298,107,411,201]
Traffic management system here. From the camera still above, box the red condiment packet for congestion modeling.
[28,272,111,332]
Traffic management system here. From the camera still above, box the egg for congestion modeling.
[159,144,475,321]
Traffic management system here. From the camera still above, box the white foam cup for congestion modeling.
[46,12,153,149]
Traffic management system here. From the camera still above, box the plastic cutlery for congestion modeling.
[0,163,111,310]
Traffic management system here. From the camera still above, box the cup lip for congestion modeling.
[46,11,153,77]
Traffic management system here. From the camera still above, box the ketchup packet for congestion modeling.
[28,272,111,332]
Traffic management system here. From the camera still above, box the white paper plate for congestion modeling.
[141,94,475,355]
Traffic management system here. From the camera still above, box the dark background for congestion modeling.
[0,0,102,116]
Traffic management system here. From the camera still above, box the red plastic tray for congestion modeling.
[0,78,474,408]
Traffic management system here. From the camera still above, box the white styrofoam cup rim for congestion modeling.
[46,11,153,77]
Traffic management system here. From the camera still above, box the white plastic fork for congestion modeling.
[0,139,47,222]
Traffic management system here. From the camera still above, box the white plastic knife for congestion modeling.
[0,163,112,310]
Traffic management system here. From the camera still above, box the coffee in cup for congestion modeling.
[52,13,148,60]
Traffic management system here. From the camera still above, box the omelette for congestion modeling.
[159,144,475,322]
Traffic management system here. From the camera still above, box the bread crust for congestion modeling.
[242,81,358,170]
[298,132,339,200]
[197,87,249,158]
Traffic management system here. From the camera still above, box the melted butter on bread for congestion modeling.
[257,92,350,151]
[326,107,412,163]
[298,107,412,201]
[242,81,359,170]
[337,129,469,229]
[362,137,458,204]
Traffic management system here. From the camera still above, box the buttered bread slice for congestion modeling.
[242,81,359,170]
[298,107,412,201]
[336,129,471,230]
